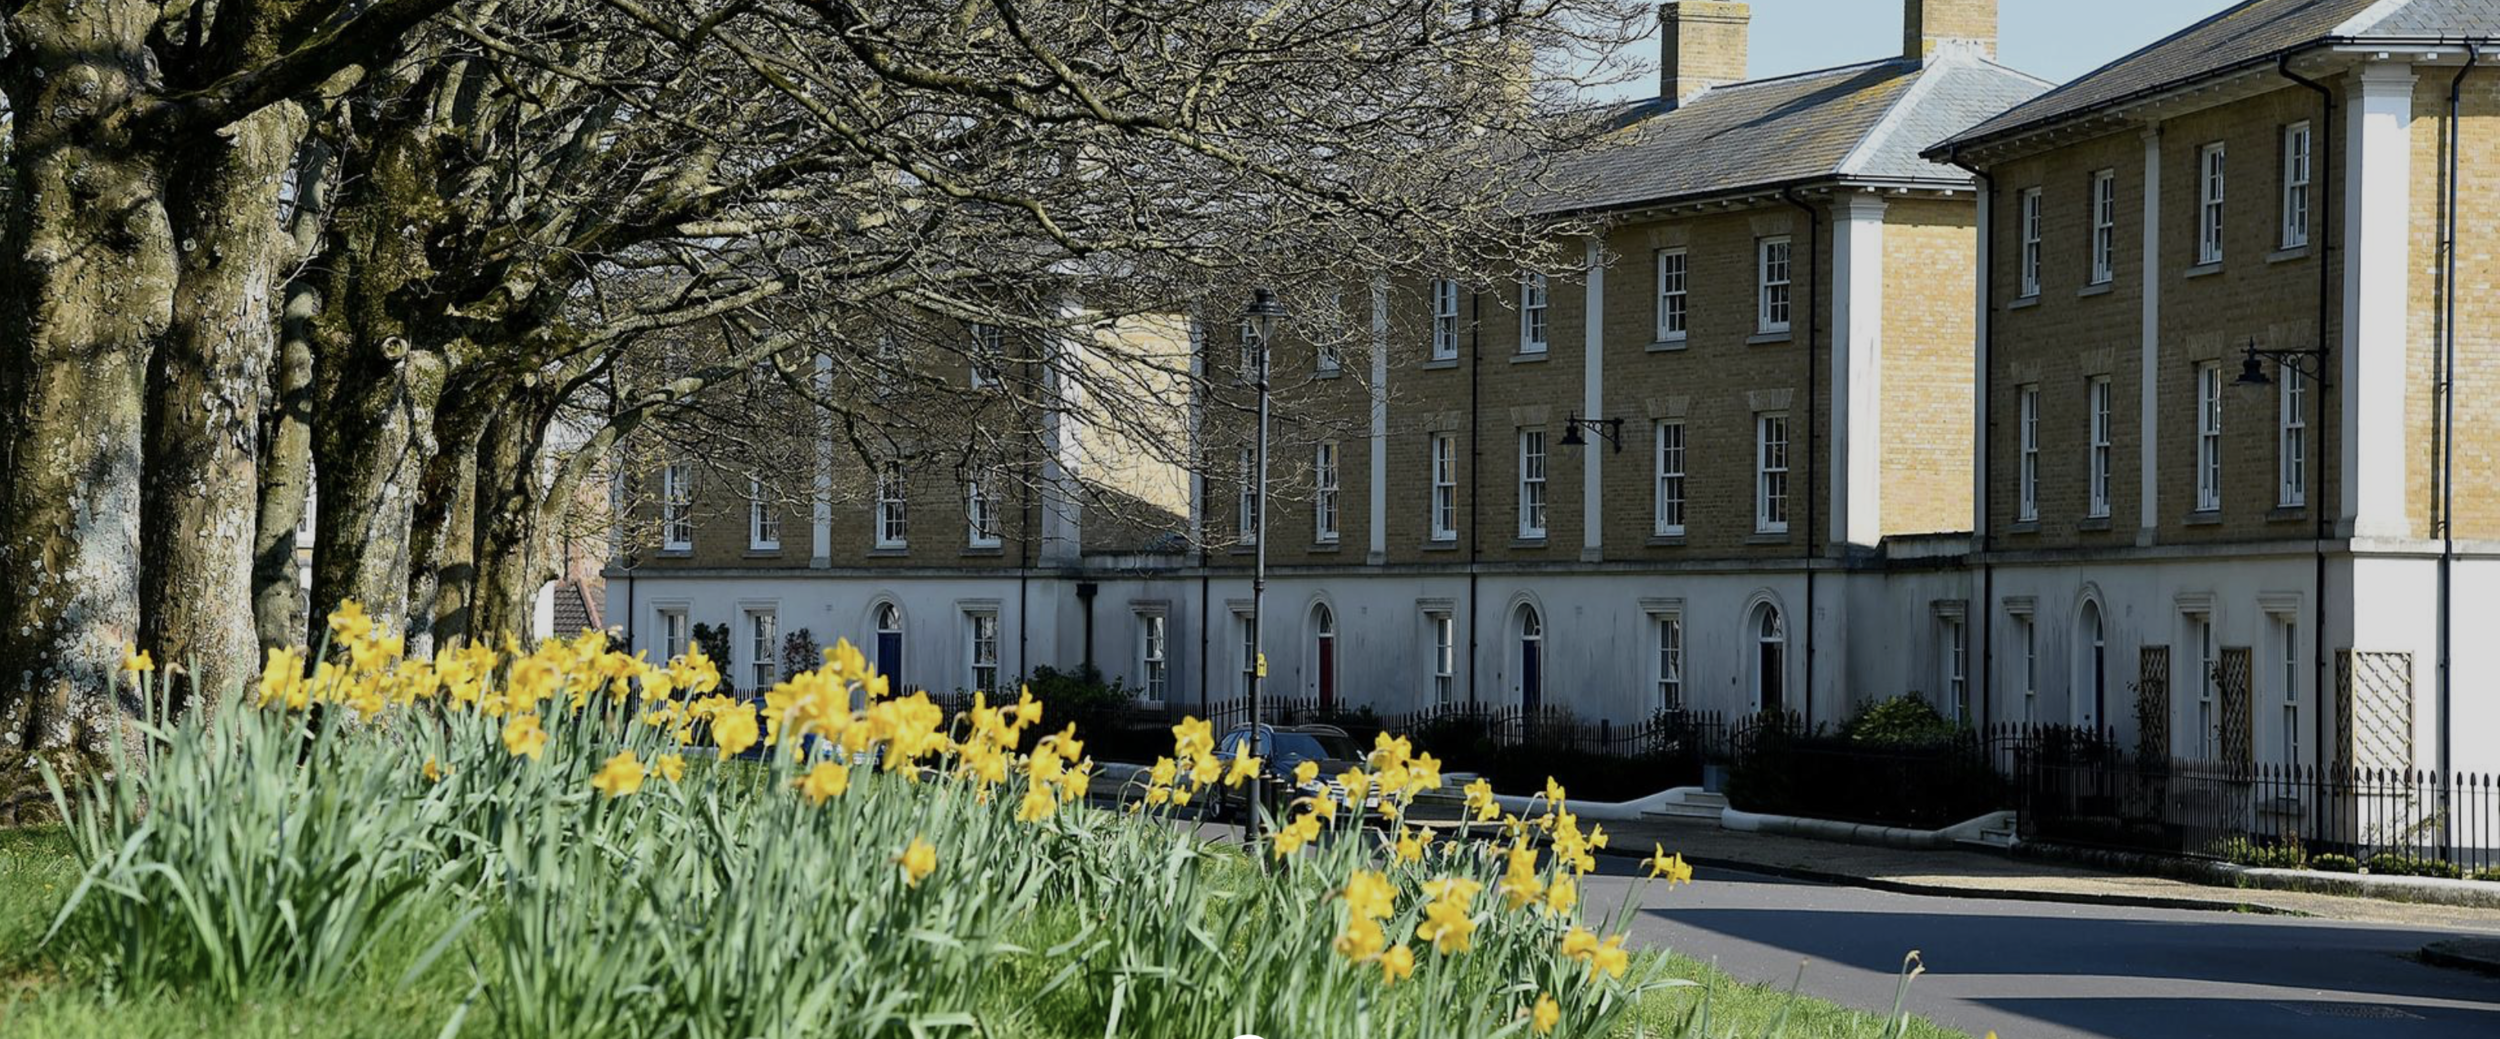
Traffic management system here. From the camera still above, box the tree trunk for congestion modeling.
[0,4,176,810]
[143,102,311,703]
[467,390,560,643]
[254,142,335,652]
[307,345,446,643]
[408,371,492,655]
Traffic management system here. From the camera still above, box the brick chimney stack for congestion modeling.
[1904,0,1997,63]
[1661,2,1750,106]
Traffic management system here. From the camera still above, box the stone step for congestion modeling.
[1640,803,1728,821]
[1677,792,1730,808]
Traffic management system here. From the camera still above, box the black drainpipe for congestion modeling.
[1466,287,1483,707]
[2278,53,2336,778]
[1076,580,1098,671]
[1943,150,1994,734]
[2440,47,2478,799]
[1781,186,1823,727]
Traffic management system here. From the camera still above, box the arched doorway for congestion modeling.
[874,602,905,693]
[1750,602,1785,715]
[1311,603,1337,710]
[1517,603,1544,711]
[2077,601,2107,732]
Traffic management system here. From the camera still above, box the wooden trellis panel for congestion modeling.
[2137,645,2171,760]
[2218,647,2254,766]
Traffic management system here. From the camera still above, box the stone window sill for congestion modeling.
[1511,536,1549,549]
[2077,514,2113,532]
[961,546,1005,558]
[1747,331,1792,346]
[1422,539,1461,552]
[2182,510,2223,527]
[743,548,784,559]
[2267,245,2311,264]
[1510,351,1549,365]
[2183,262,2223,280]
[1746,531,1791,545]
[1309,540,1342,553]
[1422,357,1460,371]
[869,545,910,557]
[1648,337,1688,353]
[656,548,694,559]
[2004,520,2039,535]
[1313,366,1343,380]
[2267,505,2310,523]
[2077,281,2115,298]
[2007,294,2041,310]
[1647,533,1687,547]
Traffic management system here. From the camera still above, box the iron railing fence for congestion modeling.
[2016,747,2500,875]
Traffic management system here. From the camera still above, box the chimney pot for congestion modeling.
[1904,0,1997,63]
[1660,2,1751,106]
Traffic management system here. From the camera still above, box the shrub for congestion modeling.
[1724,716,2005,830]
[691,622,736,698]
[2211,835,2306,870]
[1839,697,1959,746]
[2310,853,2361,873]
[780,627,821,683]
[2472,867,2500,884]
[2363,853,2464,879]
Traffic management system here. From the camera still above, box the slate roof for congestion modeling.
[1543,53,2049,215]
[1936,0,2500,154]
[550,579,601,638]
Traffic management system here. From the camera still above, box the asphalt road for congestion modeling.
[1581,857,2500,1039]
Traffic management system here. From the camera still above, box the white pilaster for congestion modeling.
[1582,236,1606,561]
[2139,127,2163,545]
[1831,192,1888,549]
[811,352,833,567]
[1186,311,1207,559]
[1039,299,1088,566]
[1369,274,1390,565]
[2343,62,2418,539]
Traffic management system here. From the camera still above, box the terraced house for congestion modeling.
[606,0,2043,732]
[1927,0,2500,776]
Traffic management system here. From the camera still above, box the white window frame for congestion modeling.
[1429,433,1458,542]
[1757,237,1792,334]
[1517,430,1547,539]
[2091,169,2118,285]
[1430,278,1461,361]
[966,468,1002,549]
[2088,377,2113,518]
[1518,272,1549,354]
[2017,614,2038,724]
[1656,613,1685,711]
[1314,440,1340,544]
[2198,142,2227,266]
[1943,617,1968,724]
[662,463,693,551]
[658,607,690,661]
[746,608,779,690]
[2018,187,2044,298]
[1428,611,1456,705]
[873,335,904,400]
[1654,421,1686,537]
[2188,611,2216,758]
[1316,292,1343,374]
[2017,385,2040,522]
[1755,413,1790,534]
[1238,318,1265,384]
[967,610,1001,696]
[2275,614,2301,764]
[2281,122,2311,250]
[2278,366,2306,507]
[1655,248,1689,342]
[969,323,1004,388]
[2196,362,2223,513]
[875,463,909,548]
[1239,612,1260,699]
[1138,612,1168,705]
[749,479,780,551]
[1236,447,1259,544]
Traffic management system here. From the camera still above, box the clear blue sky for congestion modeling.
[1593,1,2245,97]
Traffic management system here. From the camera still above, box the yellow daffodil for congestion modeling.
[1588,934,1630,981]
[1561,926,1599,960]
[1016,785,1055,822]
[1645,846,1694,886]
[1380,943,1415,984]
[422,757,445,784]
[712,705,761,757]
[502,714,549,760]
[1395,827,1427,864]
[591,750,646,797]
[1463,778,1499,822]
[1416,895,1476,954]
[1224,752,1261,788]
[1272,812,1323,858]
[655,753,686,783]
[798,761,852,804]
[1531,993,1560,1035]
[121,645,153,674]
[1339,767,1371,804]
[1343,869,1395,923]
[1294,759,1320,786]
[1544,874,1578,915]
[1333,917,1385,960]
[897,836,937,886]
